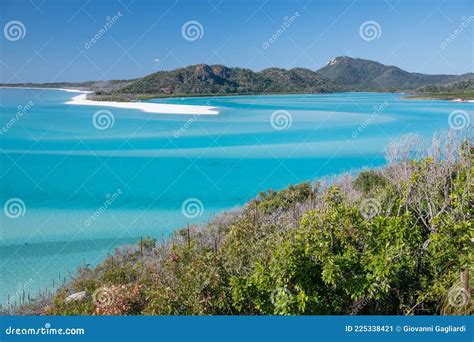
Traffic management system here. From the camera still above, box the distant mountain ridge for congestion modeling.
[317,56,473,91]
[1,56,472,100]
[112,57,472,98]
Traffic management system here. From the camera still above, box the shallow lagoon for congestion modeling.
[0,89,471,304]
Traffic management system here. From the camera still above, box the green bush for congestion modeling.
[353,170,387,194]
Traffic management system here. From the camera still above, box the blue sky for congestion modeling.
[0,0,472,83]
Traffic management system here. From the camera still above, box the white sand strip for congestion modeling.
[0,87,219,115]
[451,98,474,103]
[65,91,219,115]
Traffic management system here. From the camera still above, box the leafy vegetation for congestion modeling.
[8,132,471,316]
[353,170,387,194]
[412,79,474,101]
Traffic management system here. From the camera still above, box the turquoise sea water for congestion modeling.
[0,89,472,305]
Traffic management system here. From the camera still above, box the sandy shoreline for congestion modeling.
[65,92,219,115]
[0,87,219,115]
[451,98,474,103]
[3,86,472,108]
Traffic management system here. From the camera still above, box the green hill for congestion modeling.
[116,64,340,96]
[317,56,472,91]
[413,79,474,100]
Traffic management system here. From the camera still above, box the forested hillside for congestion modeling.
[414,79,474,100]
[317,56,473,91]
[114,64,340,96]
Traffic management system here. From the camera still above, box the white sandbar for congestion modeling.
[65,91,219,115]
